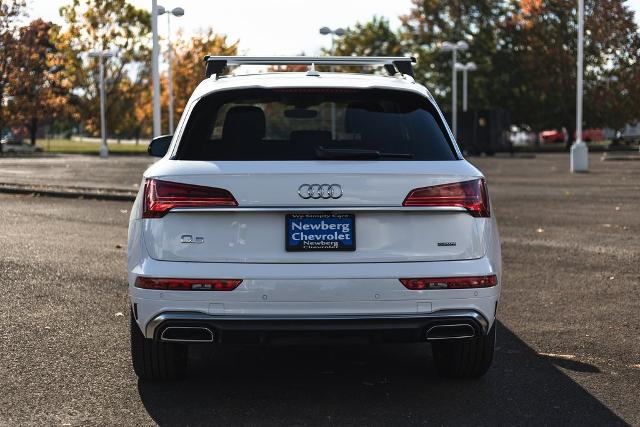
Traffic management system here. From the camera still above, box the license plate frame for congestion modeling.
[285,213,356,252]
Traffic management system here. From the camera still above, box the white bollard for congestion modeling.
[570,141,589,172]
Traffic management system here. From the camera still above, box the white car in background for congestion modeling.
[508,124,537,146]
[128,56,502,380]
[0,133,40,154]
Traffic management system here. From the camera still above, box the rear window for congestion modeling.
[176,88,458,161]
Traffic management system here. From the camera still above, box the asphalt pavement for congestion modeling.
[0,155,154,199]
[0,153,638,425]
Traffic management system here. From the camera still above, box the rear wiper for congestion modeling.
[316,146,414,160]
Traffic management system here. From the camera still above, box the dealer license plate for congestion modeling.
[285,213,356,251]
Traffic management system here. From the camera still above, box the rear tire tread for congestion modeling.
[431,322,496,378]
[130,312,187,381]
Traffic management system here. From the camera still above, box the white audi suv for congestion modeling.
[128,56,501,380]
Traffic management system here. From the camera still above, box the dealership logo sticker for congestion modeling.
[286,213,355,251]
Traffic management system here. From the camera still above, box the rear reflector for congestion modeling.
[135,277,242,291]
[143,178,237,218]
[402,178,490,217]
[400,275,497,290]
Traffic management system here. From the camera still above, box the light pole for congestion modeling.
[319,26,345,139]
[319,26,346,53]
[157,5,184,135]
[441,41,469,138]
[151,0,161,137]
[571,0,588,172]
[455,62,477,112]
[88,50,114,158]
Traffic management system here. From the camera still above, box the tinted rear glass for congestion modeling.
[176,88,457,161]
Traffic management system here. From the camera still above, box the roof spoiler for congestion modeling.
[202,56,417,79]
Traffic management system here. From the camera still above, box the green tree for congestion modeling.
[333,4,510,105]
[495,0,640,138]
[332,16,404,57]
[581,0,640,133]
[327,16,404,74]
[400,0,511,108]
[338,0,640,138]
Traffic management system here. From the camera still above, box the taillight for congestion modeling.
[402,178,490,217]
[143,178,237,218]
[135,277,242,291]
[400,275,497,290]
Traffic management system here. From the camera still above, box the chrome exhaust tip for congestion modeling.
[425,324,476,341]
[160,326,214,343]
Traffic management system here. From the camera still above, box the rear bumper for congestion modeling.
[129,255,501,339]
[144,309,490,343]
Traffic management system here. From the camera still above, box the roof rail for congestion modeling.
[202,55,417,79]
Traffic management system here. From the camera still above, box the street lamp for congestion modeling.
[88,50,114,158]
[441,41,469,138]
[455,62,477,112]
[151,0,161,138]
[571,0,588,172]
[157,5,184,135]
[319,26,345,139]
[319,26,346,51]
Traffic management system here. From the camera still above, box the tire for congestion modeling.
[431,322,496,378]
[130,311,187,381]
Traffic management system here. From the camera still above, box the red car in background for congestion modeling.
[577,128,604,142]
[539,128,568,144]
[539,128,604,144]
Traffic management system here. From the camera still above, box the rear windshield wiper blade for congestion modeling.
[316,146,414,160]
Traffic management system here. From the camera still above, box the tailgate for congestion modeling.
[141,161,488,264]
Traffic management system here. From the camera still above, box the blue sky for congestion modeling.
[26,0,640,56]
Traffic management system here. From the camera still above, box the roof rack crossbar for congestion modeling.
[202,55,416,79]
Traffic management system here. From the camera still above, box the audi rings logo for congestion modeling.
[298,184,343,199]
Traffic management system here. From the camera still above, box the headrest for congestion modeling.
[222,106,266,141]
[345,102,384,133]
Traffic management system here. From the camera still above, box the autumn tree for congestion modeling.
[7,19,69,144]
[131,77,152,140]
[327,16,404,74]
[492,0,640,139]
[161,29,238,131]
[57,0,151,137]
[0,0,24,132]
[338,0,640,136]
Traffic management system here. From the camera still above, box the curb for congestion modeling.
[601,154,640,161]
[0,183,137,202]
